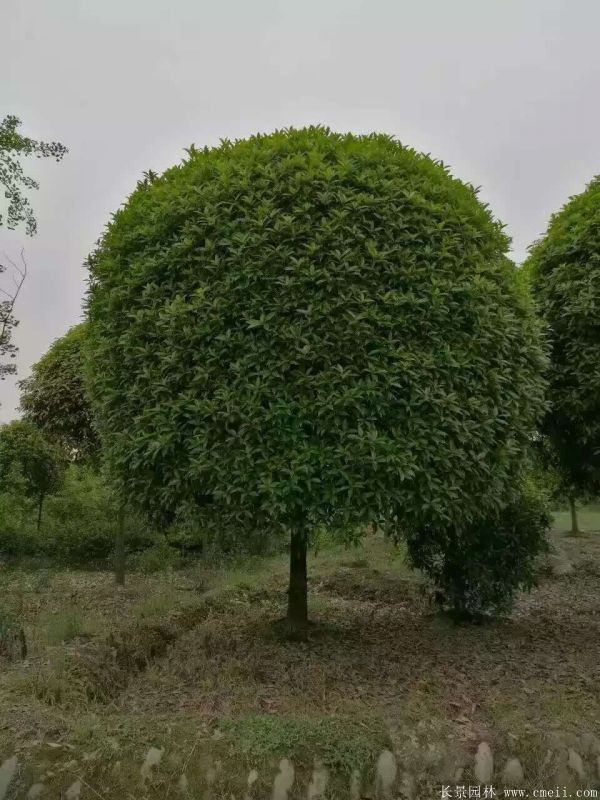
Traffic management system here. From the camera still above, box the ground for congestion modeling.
[1,508,599,799]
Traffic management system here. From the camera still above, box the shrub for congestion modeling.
[405,482,551,619]
[86,126,547,627]
[0,464,157,564]
[131,538,181,573]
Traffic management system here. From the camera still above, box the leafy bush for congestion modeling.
[0,464,157,564]
[0,463,280,565]
[405,483,551,619]
[131,538,182,573]
[0,473,39,556]
[86,126,547,624]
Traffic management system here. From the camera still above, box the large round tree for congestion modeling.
[526,176,600,519]
[86,127,546,628]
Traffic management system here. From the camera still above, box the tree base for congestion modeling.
[271,616,315,642]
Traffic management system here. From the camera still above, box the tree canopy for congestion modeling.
[19,323,99,461]
[86,127,547,625]
[526,176,600,499]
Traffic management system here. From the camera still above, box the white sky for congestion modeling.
[1,0,599,421]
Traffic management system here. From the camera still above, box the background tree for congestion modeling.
[86,127,547,630]
[525,176,600,531]
[18,325,129,582]
[0,251,26,384]
[0,420,65,531]
[0,115,67,396]
[0,114,68,235]
[19,323,99,461]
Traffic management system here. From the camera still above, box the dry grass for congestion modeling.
[1,520,599,798]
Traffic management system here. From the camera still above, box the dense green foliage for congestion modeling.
[0,462,281,565]
[526,176,600,499]
[19,323,99,460]
[0,464,156,562]
[405,480,551,618]
[86,127,547,620]
[0,420,65,529]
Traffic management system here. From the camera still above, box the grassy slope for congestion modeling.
[1,513,599,798]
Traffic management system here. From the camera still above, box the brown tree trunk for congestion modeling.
[287,525,308,628]
[115,504,126,586]
[569,495,580,535]
[37,492,44,532]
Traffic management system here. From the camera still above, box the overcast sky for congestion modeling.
[1,0,599,421]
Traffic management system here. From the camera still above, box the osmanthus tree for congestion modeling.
[18,325,128,584]
[19,323,99,461]
[0,420,65,531]
[525,176,600,533]
[86,127,547,629]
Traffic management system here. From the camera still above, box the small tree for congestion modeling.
[526,176,600,525]
[86,128,547,630]
[0,420,65,531]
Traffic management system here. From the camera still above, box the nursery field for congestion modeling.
[1,514,599,799]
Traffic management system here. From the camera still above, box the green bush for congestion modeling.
[0,464,157,564]
[86,126,547,624]
[0,463,280,566]
[405,482,551,619]
[131,538,181,573]
[0,472,39,557]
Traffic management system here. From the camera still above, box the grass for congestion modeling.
[553,503,600,533]
[0,515,599,797]
[41,608,97,645]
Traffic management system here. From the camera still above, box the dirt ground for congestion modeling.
[1,514,599,799]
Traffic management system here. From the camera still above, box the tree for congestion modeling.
[525,176,600,530]
[0,115,68,235]
[0,251,26,383]
[19,323,99,461]
[86,127,547,630]
[0,420,65,531]
[0,115,67,394]
[18,326,128,582]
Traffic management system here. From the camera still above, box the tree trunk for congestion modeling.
[37,492,44,532]
[115,504,126,586]
[287,525,308,628]
[569,495,580,535]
